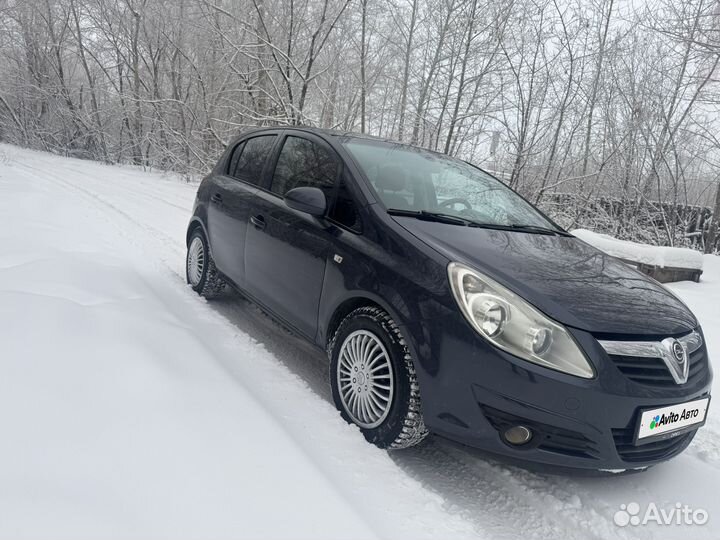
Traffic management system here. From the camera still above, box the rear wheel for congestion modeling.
[186,228,226,298]
[328,306,428,449]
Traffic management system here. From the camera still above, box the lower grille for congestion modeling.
[612,425,696,463]
[482,406,599,460]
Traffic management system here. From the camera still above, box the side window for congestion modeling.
[328,176,361,232]
[233,135,277,184]
[226,141,245,176]
[270,136,337,197]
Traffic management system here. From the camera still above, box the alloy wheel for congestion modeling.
[337,329,395,428]
[187,236,205,286]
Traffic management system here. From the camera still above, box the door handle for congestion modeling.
[211,193,223,204]
[250,215,266,230]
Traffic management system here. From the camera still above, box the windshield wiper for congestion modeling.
[387,208,471,226]
[467,222,569,236]
[387,209,570,235]
[506,224,572,236]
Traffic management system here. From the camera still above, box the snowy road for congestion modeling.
[1,144,719,540]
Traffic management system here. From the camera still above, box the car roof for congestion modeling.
[235,125,446,156]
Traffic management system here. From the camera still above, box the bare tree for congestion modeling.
[0,0,718,251]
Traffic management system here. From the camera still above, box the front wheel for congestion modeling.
[186,228,226,298]
[328,306,429,449]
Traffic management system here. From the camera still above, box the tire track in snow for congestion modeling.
[13,159,187,271]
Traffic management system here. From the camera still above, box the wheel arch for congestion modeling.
[186,217,208,247]
[325,296,384,349]
[322,293,415,354]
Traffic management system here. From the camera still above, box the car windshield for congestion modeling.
[342,138,557,229]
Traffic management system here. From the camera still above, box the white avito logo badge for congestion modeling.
[614,501,709,527]
[614,502,642,527]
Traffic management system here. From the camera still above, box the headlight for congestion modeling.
[448,262,594,378]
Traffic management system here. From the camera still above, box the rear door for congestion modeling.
[244,133,343,338]
[206,133,278,288]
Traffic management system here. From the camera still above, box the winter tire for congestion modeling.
[186,228,226,298]
[328,306,429,449]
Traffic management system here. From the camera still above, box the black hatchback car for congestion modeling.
[186,126,711,472]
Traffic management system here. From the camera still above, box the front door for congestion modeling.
[244,133,340,339]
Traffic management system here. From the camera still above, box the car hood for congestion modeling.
[395,218,697,336]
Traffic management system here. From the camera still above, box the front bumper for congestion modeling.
[411,314,712,471]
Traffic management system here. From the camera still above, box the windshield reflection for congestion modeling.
[342,139,557,230]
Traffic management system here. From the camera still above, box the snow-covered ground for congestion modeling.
[0,143,718,540]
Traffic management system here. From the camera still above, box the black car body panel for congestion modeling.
[206,174,258,288]
[391,217,697,336]
[188,126,712,471]
[244,187,332,339]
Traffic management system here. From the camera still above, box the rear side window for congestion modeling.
[226,141,245,176]
[231,135,276,184]
[270,136,338,197]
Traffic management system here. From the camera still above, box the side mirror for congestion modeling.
[284,186,327,217]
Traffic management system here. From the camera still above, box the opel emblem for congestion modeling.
[660,337,690,384]
[671,340,686,364]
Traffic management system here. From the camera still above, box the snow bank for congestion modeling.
[571,228,704,270]
[0,158,377,540]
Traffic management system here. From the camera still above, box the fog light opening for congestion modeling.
[503,425,533,446]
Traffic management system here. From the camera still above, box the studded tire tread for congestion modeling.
[328,306,429,449]
[187,228,226,298]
